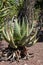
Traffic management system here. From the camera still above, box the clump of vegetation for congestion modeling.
[0,0,39,61]
[1,16,38,61]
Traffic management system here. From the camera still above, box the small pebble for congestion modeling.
[24,63,28,65]
[2,61,5,62]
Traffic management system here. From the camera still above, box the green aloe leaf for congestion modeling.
[28,22,35,36]
[14,19,21,40]
[21,18,27,38]
[30,29,38,41]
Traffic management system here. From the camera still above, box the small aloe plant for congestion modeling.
[2,17,38,49]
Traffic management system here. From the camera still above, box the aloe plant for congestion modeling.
[0,0,38,48]
[2,17,38,49]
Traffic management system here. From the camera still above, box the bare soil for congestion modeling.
[0,40,43,65]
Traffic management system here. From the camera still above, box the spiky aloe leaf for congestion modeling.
[2,26,10,42]
[33,38,38,45]
[27,22,35,36]
[21,18,27,38]
[14,19,21,41]
[30,29,38,41]
[0,7,11,12]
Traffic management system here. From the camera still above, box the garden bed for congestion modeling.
[0,40,43,65]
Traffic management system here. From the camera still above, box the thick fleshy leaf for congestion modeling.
[21,18,27,38]
[14,19,21,40]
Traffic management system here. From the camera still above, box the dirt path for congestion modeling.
[0,40,43,65]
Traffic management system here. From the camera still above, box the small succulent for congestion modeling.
[2,17,38,49]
